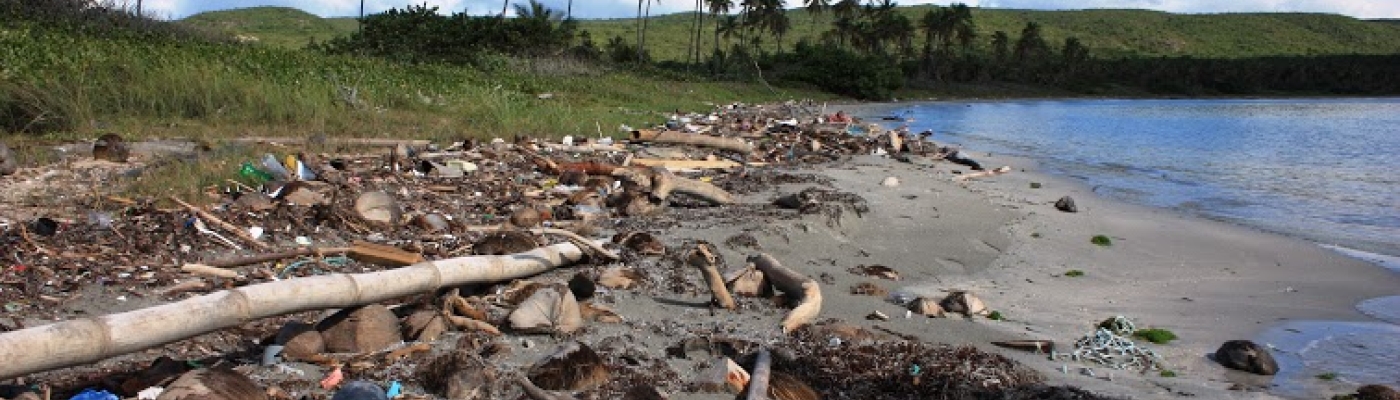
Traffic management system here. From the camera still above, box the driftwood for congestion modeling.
[516,375,569,400]
[956,166,1013,181]
[227,137,430,147]
[0,242,593,379]
[629,158,743,170]
[613,167,735,205]
[631,130,753,155]
[744,349,773,400]
[749,254,822,333]
[687,244,736,310]
[171,197,271,250]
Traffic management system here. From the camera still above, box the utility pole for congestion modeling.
[358,0,364,32]
[136,0,142,17]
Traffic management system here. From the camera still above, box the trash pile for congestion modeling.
[0,101,1087,400]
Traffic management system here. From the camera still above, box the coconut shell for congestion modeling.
[317,304,402,353]
[274,321,325,360]
[508,284,583,334]
[417,353,496,399]
[402,310,447,342]
[940,291,988,316]
[353,191,401,225]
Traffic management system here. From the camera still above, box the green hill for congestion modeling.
[180,6,1400,59]
[180,6,357,48]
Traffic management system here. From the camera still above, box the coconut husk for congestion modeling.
[527,341,610,391]
[508,284,583,334]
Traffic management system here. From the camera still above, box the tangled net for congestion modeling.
[1052,316,1163,371]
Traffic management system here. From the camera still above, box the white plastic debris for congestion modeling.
[137,387,164,400]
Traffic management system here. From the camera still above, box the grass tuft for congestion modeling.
[1133,328,1178,344]
[1064,270,1085,277]
[1091,235,1113,246]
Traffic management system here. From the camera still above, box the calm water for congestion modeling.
[891,98,1400,258]
[890,98,1400,398]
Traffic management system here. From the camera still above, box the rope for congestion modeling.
[1052,316,1162,371]
[278,256,351,279]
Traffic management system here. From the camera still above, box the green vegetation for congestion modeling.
[1133,328,1179,344]
[1029,182,1041,189]
[1159,370,1177,378]
[1091,235,1113,246]
[987,310,1005,320]
[1316,372,1339,381]
[180,7,353,49]
[1064,269,1085,277]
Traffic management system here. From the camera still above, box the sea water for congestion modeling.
[889,98,1400,397]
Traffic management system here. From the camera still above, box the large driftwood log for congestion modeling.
[687,244,736,310]
[744,349,773,400]
[749,254,822,333]
[630,130,753,155]
[0,242,594,379]
[613,167,735,205]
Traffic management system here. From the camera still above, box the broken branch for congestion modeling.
[749,254,822,333]
[170,196,271,250]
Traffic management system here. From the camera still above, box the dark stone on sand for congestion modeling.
[1055,196,1078,213]
[1214,340,1278,375]
[0,141,16,176]
[331,381,387,400]
[568,272,595,301]
[1356,384,1400,400]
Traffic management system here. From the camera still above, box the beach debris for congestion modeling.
[908,297,947,318]
[330,381,386,400]
[515,375,568,400]
[274,321,324,360]
[508,284,583,334]
[528,341,610,391]
[866,310,890,321]
[726,265,768,297]
[158,368,266,400]
[0,141,16,176]
[579,301,623,323]
[848,264,901,280]
[119,357,190,396]
[696,358,749,394]
[1053,319,1163,371]
[510,207,543,228]
[92,133,130,163]
[598,267,641,289]
[621,385,668,400]
[1091,234,1113,246]
[419,352,497,399]
[1055,196,1078,213]
[568,272,596,300]
[344,240,424,267]
[1214,340,1278,375]
[688,242,736,310]
[991,340,1056,354]
[614,231,666,255]
[849,282,888,297]
[880,176,900,187]
[750,254,823,333]
[317,304,402,353]
[956,166,1013,181]
[402,310,448,342]
[472,230,539,255]
[940,291,989,317]
[630,129,753,155]
[353,191,402,225]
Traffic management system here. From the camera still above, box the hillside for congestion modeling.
[179,6,356,48]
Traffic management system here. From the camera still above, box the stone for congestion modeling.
[317,305,403,353]
[880,176,900,187]
[274,321,324,360]
[157,369,267,400]
[1356,385,1400,400]
[0,141,16,176]
[1213,340,1278,375]
[402,310,447,342]
[1054,196,1078,213]
[353,191,401,225]
[940,291,988,316]
[329,381,386,400]
[92,133,130,163]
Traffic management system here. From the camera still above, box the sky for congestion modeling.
[133,0,1400,20]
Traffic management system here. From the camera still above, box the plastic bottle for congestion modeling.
[239,162,275,183]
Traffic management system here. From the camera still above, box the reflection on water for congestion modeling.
[901,98,1400,257]
[1259,321,1400,398]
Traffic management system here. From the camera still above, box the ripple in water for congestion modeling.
[1260,321,1400,398]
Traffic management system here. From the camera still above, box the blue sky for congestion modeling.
[137,0,1400,20]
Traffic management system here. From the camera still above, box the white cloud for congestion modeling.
[145,0,1400,19]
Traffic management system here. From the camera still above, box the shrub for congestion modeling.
[1133,328,1178,344]
[1091,235,1113,246]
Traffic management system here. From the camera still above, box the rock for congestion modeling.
[1054,196,1078,213]
[157,369,267,400]
[353,191,402,225]
[402,310,447,342]
[92,133,130,163]
[528,341,610,391]
[1213,340,1278,375]
[274,321,324,360]
[329,381,386,400]
[0,141,16,176]
[317,305,402,353]
[1356,385,1400,400]
[909,297,946,317]
[940,291,988,316]
[880,176,900,187]
[568,272,596,300]
[508,284,583,334]
[418,352,496,399]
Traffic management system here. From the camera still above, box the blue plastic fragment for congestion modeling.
[386,381,402,398]
[70,389,118,400]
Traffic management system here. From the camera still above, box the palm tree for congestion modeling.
[636,0,646,62]
[641,0,659,62]
[707,0,734,59]
[803,0,829,33]
[513,0,557,21]
[832,0,858,19]
[991,30,1009,62]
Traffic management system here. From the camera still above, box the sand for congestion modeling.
[593,149,1400,399]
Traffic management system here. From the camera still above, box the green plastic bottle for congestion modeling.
[239,162,275,183]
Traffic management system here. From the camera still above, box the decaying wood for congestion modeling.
[744,349,772,400]
[0,242,593,379]
[203,248,351,268]
[170,197,271,250]
[530,228,619,261]
[956,166,1013,181]
[749,254,822,333]
[444,315,502,336]
[629,158,743,170]
[688,244,736,310]
[556,161,621,176]
[515,375,569,400]
[180,264,239,279]
[630,130,753,155]
[346,241,424,267]
[613,167,735,205]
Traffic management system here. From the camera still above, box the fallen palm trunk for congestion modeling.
[631,130,753,155]
[0,242,593,379]
[749,254,822,333]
